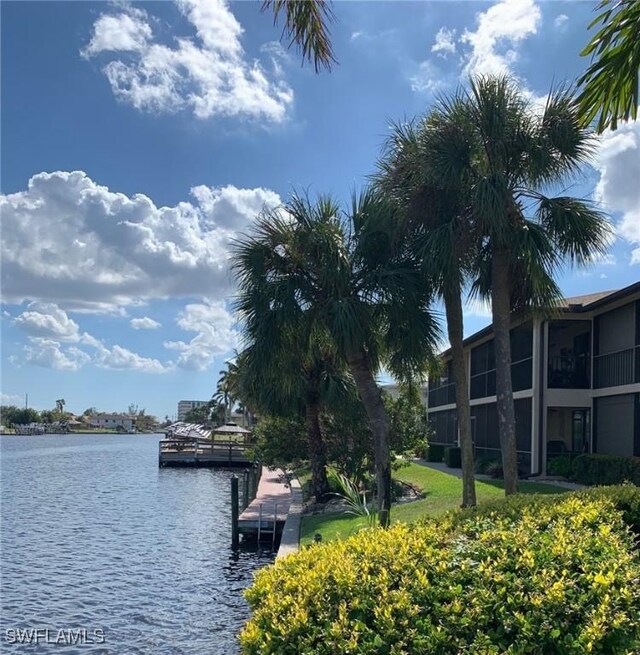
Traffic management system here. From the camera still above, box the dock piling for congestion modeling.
[231,475,239,549]
[242,469,250,510]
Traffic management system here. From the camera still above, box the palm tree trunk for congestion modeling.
[491,247,518,495]
[305,397,330,501]
[443,284,477,507]
[347,350,391,528]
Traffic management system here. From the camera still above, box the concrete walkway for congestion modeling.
[413,459,585,490]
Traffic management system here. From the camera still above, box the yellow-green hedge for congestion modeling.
[241,494,640,654]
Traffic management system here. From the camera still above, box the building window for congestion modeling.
[470,324,532,399]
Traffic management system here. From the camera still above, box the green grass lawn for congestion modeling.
[300,462,570,545]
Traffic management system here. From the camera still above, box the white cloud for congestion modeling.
[593,121,640,262]
[410,60,446,93]
[14,302,81,341]
[130,317,162,330]
[11,301,169,373]
[431,27,457,58]
[554,14,569,32]
[1,393,23,405]
[25,339,91,371]
[351,31,363,42]
[164,301,237,370]
[81,9,152,56]
[461,0,541,78]
[82,0,293,122]
[93,343,168,374]
[1,171,280,310]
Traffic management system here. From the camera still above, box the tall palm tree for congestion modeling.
[262,0,336,72]
[375,110,478,507]
[430,76,611,494]
[233,190,440,526]
[577,0,640,132]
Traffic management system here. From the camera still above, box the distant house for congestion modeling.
[427,281,640,476]
[88,414,136,431]
[177,400,209,421]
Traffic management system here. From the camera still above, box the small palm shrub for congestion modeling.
[241,492,640,654]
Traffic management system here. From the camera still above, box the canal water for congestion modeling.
[1,434,273,654]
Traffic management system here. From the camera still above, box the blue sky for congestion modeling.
[2,0,639,420]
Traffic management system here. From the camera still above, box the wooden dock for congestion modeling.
[158,438,252,467]
[238,468,292,543]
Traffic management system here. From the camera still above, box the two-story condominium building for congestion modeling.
[427,281,640,476]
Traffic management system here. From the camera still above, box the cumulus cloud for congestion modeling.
[164,301,238,370]
[593,121,640,262]
[92,343,168,373]
[82,0,293,122]
[25,339,91,371]
[461,0,541,78]
[412,0,540,96]
[130,317,162,330]
[11,302,170,373]
[431,27,457,57]
[1,171,280,310]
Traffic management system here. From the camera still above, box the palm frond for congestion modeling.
[576,0,640,132]
[262,0,337,73]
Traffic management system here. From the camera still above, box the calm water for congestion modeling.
[1,434,272,654]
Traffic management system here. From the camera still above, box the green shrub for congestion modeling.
[578,484,640,539]
[572,453,640,486]
[485,460,504,479]
[425,444,445,462]
[443,446,461,468]
[548,455,573,478]
[242,494,640,654]
[474,456,499,474]
[452,485,640,533]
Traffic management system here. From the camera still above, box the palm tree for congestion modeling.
[430,76,611,494]
[237,331,351,501]
[577,0,640,132]
[233,190,440,526]
[213,365,236,423]
[262,0,336,72]
[375,111,478,507]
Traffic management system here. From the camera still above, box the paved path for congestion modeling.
[413,459,585,490]
[239,468,292,526]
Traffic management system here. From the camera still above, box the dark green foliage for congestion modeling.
[444,446,461,468]
[384,384,430,457]
[485,461,504,479]
[1,406,40,426]
[251,415,309,470]
[548,455,574,478]
[572,453,640,486]
[425,444,445,463]
[475,456,500,474]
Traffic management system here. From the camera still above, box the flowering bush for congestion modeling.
[241,491,640,654]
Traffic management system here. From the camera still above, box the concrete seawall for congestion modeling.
[276,476,303,559]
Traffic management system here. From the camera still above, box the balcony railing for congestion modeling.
[547,354,590,389]
[593,347,638,388]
